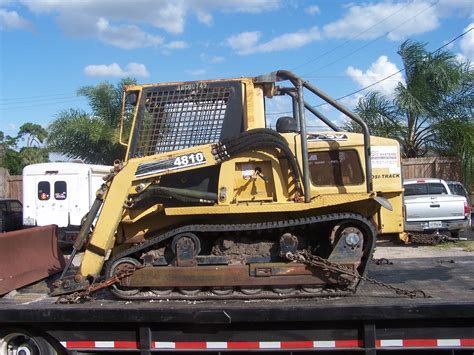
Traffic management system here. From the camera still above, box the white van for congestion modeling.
[22,162,111,247]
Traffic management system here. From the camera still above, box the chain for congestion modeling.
[285,250,430,299]
[371,257,393,265]
[408,232,447,245]
[56,265,144,304]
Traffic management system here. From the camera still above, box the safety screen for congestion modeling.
[132,85,234,157]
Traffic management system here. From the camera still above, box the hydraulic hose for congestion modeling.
[133,186,218,206]
[226,140,301,190]
[213,129,303,194]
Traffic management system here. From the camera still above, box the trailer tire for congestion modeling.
[0,330,60,355]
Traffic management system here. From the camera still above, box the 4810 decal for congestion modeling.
[135,151,207,177]
[173,152,205,167]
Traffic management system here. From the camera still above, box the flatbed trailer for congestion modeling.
[1,256,473,354]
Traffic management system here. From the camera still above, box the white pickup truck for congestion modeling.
[403,178,471,237]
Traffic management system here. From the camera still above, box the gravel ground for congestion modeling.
[374,227,474,259]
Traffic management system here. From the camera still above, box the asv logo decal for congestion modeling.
[135,152,207,177]
[174,152,205,167]
[307,133,348,141]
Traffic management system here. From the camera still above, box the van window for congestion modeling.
[38,181,50,200]
[54,181,67,200]
[309,150,364,186]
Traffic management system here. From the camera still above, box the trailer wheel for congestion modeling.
[0,331,58,355]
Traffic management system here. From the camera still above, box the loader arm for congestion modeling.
[80,144,220,277]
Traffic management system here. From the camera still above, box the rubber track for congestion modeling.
[105,212,377,300]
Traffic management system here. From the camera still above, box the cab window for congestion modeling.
[448,183,467,198]
[404,183,447,196]
[38,181,50,200]
[54,181,67,200]
[309,150,364,186]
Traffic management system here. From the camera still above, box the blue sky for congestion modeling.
[0,0,473,137]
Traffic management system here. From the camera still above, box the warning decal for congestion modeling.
[371,146,400,174]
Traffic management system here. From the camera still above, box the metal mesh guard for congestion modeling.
[133,86,231,157]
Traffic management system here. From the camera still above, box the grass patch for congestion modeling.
[436,240,474,252]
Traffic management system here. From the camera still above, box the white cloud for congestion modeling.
[164,40,188,49]
[258,27,321,52]
[323,1,439,41]
[339,93,364,110]
[346,56,404,96]
[186,68,206,76]
[227,27,321,55]
[459,23,474,61]
[84,62,149,78]
[443,40,455,50]
[196,10,212,25]
[96,17,163,49]
[200,53,225,63]
[305,5,320,15]
[456,53,467,63]
[435,0,474,17]
[17,0,281,35]
[0,8,32,30]
[227,31,261,55]
[3,0,282,50]
[8,123,16,131]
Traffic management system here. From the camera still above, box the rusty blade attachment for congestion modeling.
[0,225,65,295]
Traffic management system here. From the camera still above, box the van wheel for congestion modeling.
[0,330,58,355]
[451,231,460,239]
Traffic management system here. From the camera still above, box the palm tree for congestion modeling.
[349,40,473,159]
[47,78,136,164]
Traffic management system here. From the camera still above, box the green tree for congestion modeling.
[17,122,48,147]
[47,78,136,164]
[0,123,49,175]
[348,41,473,157]
[346,40,474,184]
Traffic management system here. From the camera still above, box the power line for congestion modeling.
[333,26,473,103]
[302,1,438,77]
[291,0,416,72]
[0,91,77,102]
[0,97,86,110]
[266,26,473,116]
[0,95,80,106]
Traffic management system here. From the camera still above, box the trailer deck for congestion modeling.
[1,256,473,354]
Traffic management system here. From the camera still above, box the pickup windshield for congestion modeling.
[404,183,447,196]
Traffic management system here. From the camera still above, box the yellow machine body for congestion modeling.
[65,71,404,299]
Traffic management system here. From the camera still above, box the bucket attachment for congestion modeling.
[0,225,65,295]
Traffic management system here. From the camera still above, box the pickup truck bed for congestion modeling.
[403,179,470,234]
[1,256,473,353]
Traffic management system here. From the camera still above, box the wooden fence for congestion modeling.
[401,157,461,182]
[0,168,23,203]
